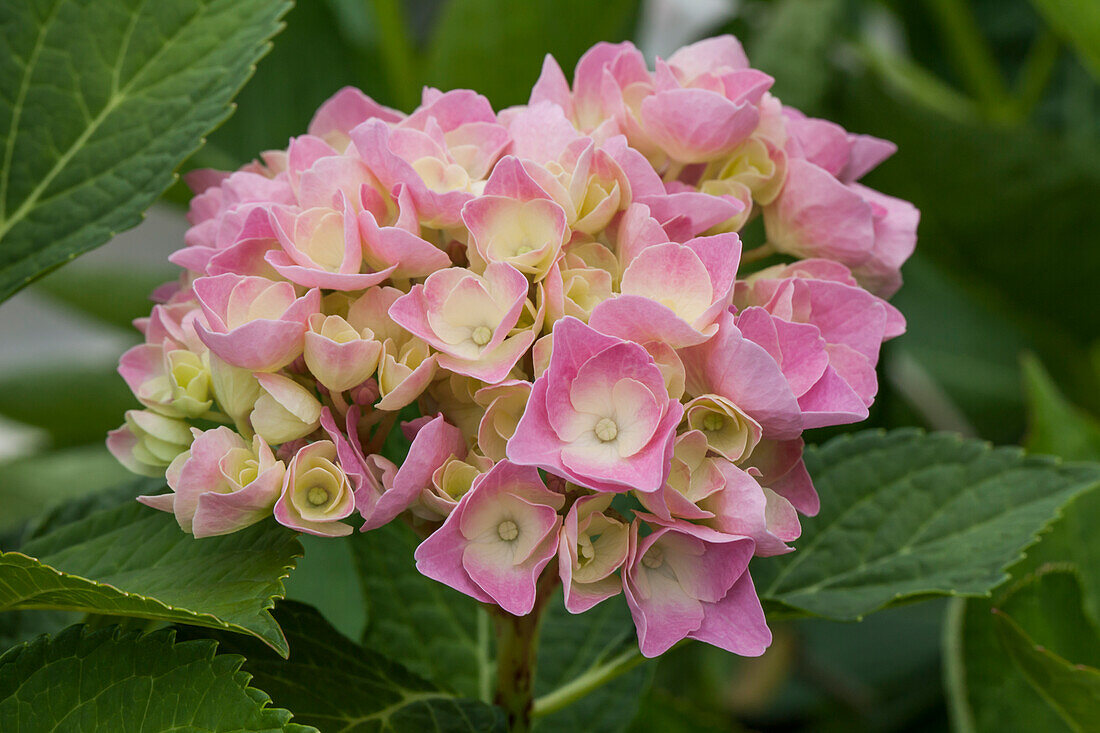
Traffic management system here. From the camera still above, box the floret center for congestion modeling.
[595,418,618,442]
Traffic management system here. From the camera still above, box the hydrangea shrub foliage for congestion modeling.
[2,5,1099,732]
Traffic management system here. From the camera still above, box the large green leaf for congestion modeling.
[755,429,1100,619]
[0,624,311,732]
[943,371,1100,732]
[534,592,653,733]
[283,534,366,641]
[994,588,1100,731]
[351,521,493,700]
[0,483,302,655]
[422,0,641,108]
[0,0,291,302]
[178,601,507,733]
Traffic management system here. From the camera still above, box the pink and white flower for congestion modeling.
[414,461,564,614]
[389,263,536,383]
[508,317,682,494]
[623,520,770,657]
[139,427,285,537]
[193,274,319,372]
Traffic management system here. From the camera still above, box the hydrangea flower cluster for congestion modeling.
[109,36,916,658]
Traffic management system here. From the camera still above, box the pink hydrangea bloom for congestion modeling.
[508,317,682,494]
[110,34,920,661]
[623,521,770,657]
[414,461,564,615]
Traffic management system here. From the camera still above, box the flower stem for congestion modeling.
[492,572,558,732]
[493,609,541,732]
[740,241,776,265]
[532,645,649,717]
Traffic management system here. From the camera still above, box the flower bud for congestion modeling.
[107,410,193,476]
[250,373,322,444]
[683,394,762,463]
[209,354,262,434]
[303,313,382,392]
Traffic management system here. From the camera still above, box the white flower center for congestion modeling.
[497,519,519,541]
[641,547,664,569]
[594,417,618,442]
[307,487,330,507]
[471,326,493,346]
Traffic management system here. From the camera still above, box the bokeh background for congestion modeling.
[2,0,1098,730]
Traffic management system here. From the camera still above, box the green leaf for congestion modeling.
[177,601,507,732]
[0,484,302,655]
[351,521,493,700]
[0,624,311,732]
[947,564,1100,733]
[1022,354,1100,461]
[423,0,641,108]
[756,429,1100,619]
[994,599,1100,731]
[0,0,292,302]
[534,593,653,733]
[1029,0,1100,80]
[942,383,1100,733]
[283,534,366,641]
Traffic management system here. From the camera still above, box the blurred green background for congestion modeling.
[2,0,1098,730]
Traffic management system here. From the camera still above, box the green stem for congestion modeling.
[532,646,650,717]
[923,0,1011,117]
[492,573,558,732]
[369,0,419,112]
[740,241,776,265]
[493,610,542,733]
[1010,29,1060,121]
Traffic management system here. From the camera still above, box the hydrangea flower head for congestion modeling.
[111,34,917,659]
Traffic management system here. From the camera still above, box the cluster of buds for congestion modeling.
[110,36,916,658]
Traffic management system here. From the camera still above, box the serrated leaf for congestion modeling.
[943,383,1100,733]
[756,429,1100,619]
[177,601,507,733]
[0,484,302,655]
[0,0,292,302]
[994,602,1100,732]
[0,624,312,732]
[534,592,653,733]
[351,521,493,701]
